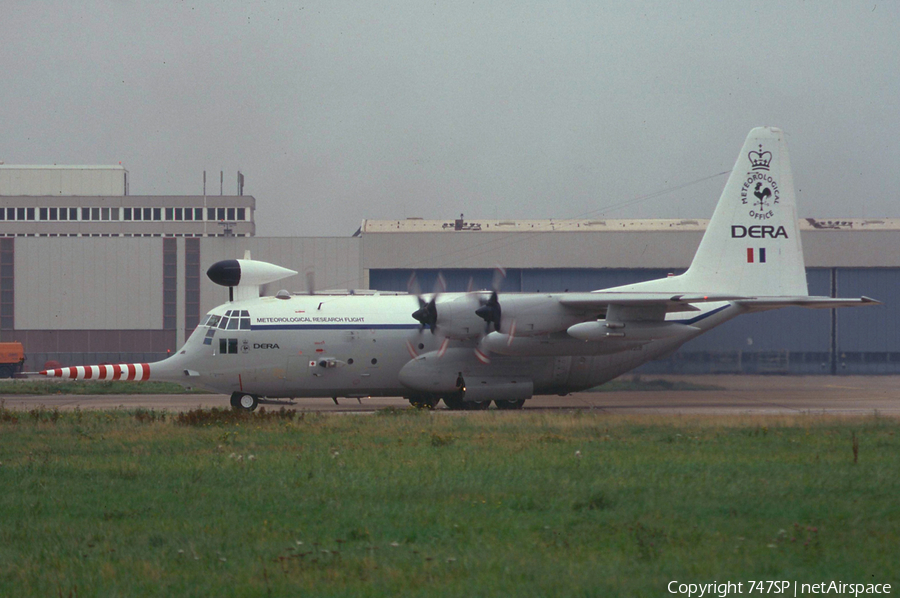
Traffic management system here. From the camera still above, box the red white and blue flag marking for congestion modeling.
[39,363,151,381]
[746,248,767,263]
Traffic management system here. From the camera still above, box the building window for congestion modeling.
[174,208,183,221]
[237,207,246,220]
[110,208,119,221]
[6,208,14,220]
[195,208,204,221]
[91,207,100,221]
[165,208,173,220]
[123,208,132,220]
[143,207,151,220]
[39,208,48,220]
[207,207,216,221]
[227,207,235,221]
[153,208,162,221]
[69,208,78,220]
[101,207,110,221]
[26,208,35,221]
[51,208,60,221]
[0,238,13,330]
[183,208,193,221]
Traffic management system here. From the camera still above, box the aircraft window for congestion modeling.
[203,337,212,345]
[205,328,216,338]
[226,318,239,330]
[219,339,227,354]
[240,318,251,330]
[228,339,238,354]
[225,310,233,317]
[240,310,249,317]
[206,315,221,328]
[218,317,229,329]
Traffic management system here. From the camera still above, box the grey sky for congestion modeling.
[2,1,898,237]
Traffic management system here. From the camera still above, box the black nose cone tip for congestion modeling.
[207,259,242,287]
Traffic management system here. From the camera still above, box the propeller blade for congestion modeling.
[474,346,491,364]
[475,291,502,333]
[437,337,450,358]
[434,272,447,295]
[492,266,507,293]
[407,272,422,297]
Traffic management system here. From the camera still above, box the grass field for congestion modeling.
[0,406,897,597]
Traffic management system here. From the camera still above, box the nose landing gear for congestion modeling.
[230,392,259,411]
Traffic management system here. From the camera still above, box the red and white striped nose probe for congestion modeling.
[39,363,151,381]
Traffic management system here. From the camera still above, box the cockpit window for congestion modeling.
[226,318,239,330]
[218,317,229,330]
[240,317,251,330]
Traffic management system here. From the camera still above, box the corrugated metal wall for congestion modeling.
[15,237,164,330]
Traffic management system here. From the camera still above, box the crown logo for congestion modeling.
[749,145,772,171]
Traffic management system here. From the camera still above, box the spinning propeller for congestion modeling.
[408,273,450,358]
[473,267,513,363]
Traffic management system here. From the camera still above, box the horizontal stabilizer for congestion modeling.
[735,296,881,312]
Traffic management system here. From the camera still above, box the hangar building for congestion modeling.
[1,167,897,375]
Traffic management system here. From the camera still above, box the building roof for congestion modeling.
[359,217,900,234]
[0,164,127,170]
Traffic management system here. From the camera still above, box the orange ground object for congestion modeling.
[0,342,25,378]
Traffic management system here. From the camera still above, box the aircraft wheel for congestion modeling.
[466,399,491,411]
[442,395,466,410]
[408,395,438,410]
[494,399,525,410]
[231,392,259,411]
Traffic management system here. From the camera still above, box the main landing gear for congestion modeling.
[407,395,440,410]
[230,392,259,411]
[436,395,524,411]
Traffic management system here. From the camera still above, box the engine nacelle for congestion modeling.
[432,295,487,340]
[567,320,699,342]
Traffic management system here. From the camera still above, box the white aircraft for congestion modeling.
[38,127,878,410]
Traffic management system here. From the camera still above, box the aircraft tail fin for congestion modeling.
[682,127,807,296]
[619,127,808,297]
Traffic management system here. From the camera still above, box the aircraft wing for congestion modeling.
[558,292,749,313]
